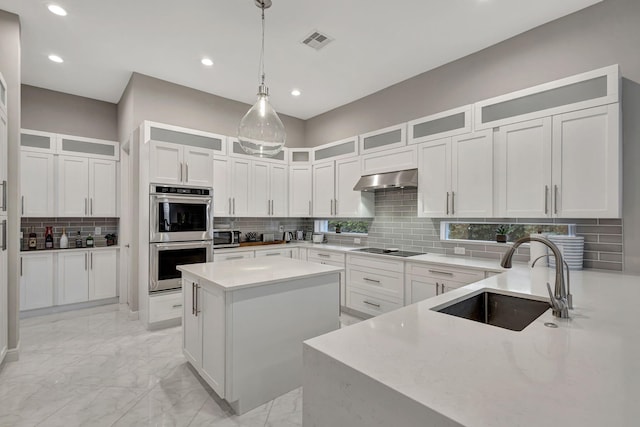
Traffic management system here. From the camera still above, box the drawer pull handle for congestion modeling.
[363,300,381,308]
[428,269,454,276]
[266,253,280,256]
[172,304,183,308]
[227,256,244,260]
[363,277,381,284]
[318,253,330,258]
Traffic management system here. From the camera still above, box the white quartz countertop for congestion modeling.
[216,243,505,272]
[178,256,343,291]
[304,267,640,426]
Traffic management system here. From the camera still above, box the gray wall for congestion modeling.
[0,10,21,354]
[305,0,640,274]
[118,73,306,148]
[21,85,118,141]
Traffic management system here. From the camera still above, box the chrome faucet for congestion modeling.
[500,236,570,319]
[531,254,573,310]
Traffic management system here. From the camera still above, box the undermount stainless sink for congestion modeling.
[433,291,550,332]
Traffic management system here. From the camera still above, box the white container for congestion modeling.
[59,229,69,249]
[548,235,584,270]
[312,233,324,243]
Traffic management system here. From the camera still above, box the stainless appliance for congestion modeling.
[150,184,213,243]
[351,247,425,257]
[213,229,241,248]
[149,240,212,293]
[353,169,418,191]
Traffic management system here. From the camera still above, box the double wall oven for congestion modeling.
[149,184,213,293]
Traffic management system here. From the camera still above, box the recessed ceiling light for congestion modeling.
[291,89,301,97]
[48,54,64,63]
[201,58,214,67]
[47,4,67,16]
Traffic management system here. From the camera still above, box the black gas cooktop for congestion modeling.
[350,248,425,257]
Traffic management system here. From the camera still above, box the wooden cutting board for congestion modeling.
[238,240,287,247]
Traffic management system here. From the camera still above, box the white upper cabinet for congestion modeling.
[0,72,6,116]
[20,151,55,217]
[288,148,312,165]
[335,157,373,218]
[359,124,406,155]
[474,65,619,130]
[269,163,288,217]
[58,156,117,217]
[57,134,119,161]
[289,165,312,217]
[213,156,231,217]
[249,161,288,217]
[408,105,473,145]
[183,146,215,187]
[312,136,358,164]
[230,158,251,217]
[497,117,553,218]
[361,145,417,176]
[149,141,214,187]
[552,104,620,218]
[418,130,494,218]
[312,162,335,217]
[496,104,620,218]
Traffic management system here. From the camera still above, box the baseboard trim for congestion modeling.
[148,317,181,331]
[4,342,20,363]
[20,297,120,319]
[128,310,139,321]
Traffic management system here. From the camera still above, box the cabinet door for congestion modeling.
[20,254,54,310]
[184,146,214,187]
[89,249,117,300]
[251,161,270,217]
[552,104,620,218]
[289,165,312,217]
[20,151,55,217]
[200,286,225,398]
[0,241,7,359]
[0,112,7,200]
[213,156,231,217]
[270,164,288,217]
[417,138,450,217]
[407,276,438,304]
[450,130,494,217]
[58,156,89,217]
[57,251,89,305]
[497,118,552,218]
[312,162,335,217]
[89,159,117,217]
[182,279,202,368]
[335,157,365,217]
[230,159,251,217]
[149,141,183,185]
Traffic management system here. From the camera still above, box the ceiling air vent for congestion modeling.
[301,30,334,50]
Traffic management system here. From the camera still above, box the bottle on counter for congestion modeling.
[45,226,54,249]
[59,228,68,249]
[86,233,94,248]
[28,227,37,250]
[75,231,83,248]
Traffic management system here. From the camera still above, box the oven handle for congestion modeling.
[152,241,212,250]
[150,195,213,203]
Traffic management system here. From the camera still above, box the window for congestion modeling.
[314,219,370,234]
[442,222,575,243]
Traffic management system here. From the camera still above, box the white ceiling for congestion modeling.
[0,0,601,119]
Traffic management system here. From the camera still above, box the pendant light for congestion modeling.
[237,0,286,157]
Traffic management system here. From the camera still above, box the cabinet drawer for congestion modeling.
[347,289,402,317]
[308,249,345,264]
[149,291,183,323]
[213,251,255,262]
[405,262,484,284]
[255,248,292,258]
[348,267,403,299]
[347,254,404,273]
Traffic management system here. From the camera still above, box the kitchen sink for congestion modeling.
[433,291,550,331]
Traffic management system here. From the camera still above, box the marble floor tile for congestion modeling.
[1,303,363,427]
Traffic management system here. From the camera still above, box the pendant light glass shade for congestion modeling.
[238,0,286,157]
[238,84,286,157]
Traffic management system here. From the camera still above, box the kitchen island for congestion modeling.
[303,267,640,426]
[177,256,342,415]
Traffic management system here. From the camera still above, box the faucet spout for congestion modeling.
[500,236,569,318]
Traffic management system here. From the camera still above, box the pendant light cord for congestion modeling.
[259,3,266,86]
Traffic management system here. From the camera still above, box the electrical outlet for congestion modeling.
[454,247,465,255]
[278,225,284,232]
[354,238,361,244]
[95,227,101,235]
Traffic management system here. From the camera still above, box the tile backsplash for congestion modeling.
[21,218,119,250]
[327,188,624,271]
[214,217,314,241]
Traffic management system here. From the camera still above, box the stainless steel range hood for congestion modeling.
[353,169,418,191]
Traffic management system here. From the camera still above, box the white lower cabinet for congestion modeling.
[255,247,293,258]
[404,262,485,305]
[213,251,255,262]
[346,254,404,316]
[148,291,183,323]
[183,278,226,397]
[308,249,346,307]
[20,253,54,310]
[0,227,8,361]
[22,249,117,311]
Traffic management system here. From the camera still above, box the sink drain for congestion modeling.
[544,322,558,328]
